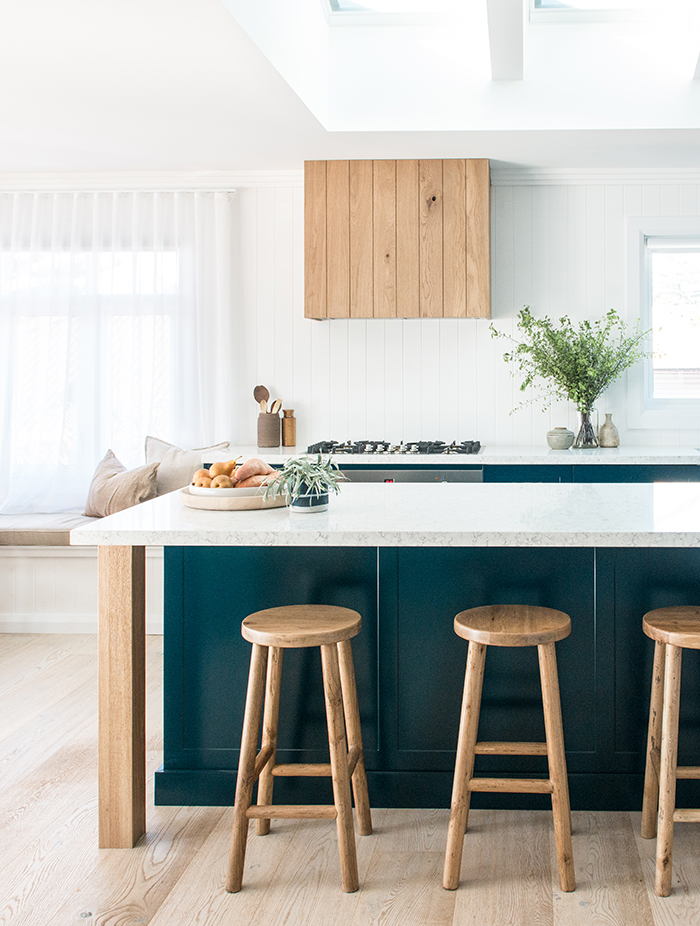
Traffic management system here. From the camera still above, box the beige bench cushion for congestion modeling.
[0,512,99,546]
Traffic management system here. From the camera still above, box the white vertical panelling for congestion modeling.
[237,189,259,445]
[492,186,515,446]
[384,321,404,443]
[256,189,277,395]
[438,319,459,439]
[403,320,423,439]
[347,320,368,438]
[420,321,441,441]
[291,186,311,448]
[329,320,349,438]
[512,187,534,445]
[273,188,295,418]
[233,180,700,452]
[366,321,386,437]
[457,319,478,440]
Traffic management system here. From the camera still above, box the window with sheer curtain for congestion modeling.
[0,191,236,513]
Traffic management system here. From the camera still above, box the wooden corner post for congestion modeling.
[98,545,146,848]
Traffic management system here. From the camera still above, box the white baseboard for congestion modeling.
[0,617,164,634]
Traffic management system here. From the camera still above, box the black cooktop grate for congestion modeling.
[307,440,481,455]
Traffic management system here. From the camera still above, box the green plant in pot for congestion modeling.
[265,454,346,512]
[490,307,649,449]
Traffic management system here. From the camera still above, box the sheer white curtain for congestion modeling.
[0,191,236,512]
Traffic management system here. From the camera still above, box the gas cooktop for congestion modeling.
[307,440,482,455]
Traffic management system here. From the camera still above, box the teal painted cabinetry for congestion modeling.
[483,463,700,483]
[156,543,700,812]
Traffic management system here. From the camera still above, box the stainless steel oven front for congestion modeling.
[336,465,483,483]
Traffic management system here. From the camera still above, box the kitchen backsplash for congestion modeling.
[233,179,700,450]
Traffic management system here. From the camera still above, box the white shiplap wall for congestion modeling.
[233,176,700,450]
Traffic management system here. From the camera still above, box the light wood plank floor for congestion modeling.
[2,633,699,925]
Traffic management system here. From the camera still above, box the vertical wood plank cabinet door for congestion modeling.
[442,159,467,318]
[466,158,491,318]
[373,160,397,318]
[304,161,327,320]
[326,160,350,318]
[396,159,420,319]
[304,158,490,319]
[349,160,374,319]
[419,159,444,318]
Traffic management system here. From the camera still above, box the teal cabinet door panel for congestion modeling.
[613,549,700,763]
[164,546,379,770]
[393,548,596,772]
[573,465,700,483]
[484,465,572,483]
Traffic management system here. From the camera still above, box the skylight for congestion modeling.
[328,1,463,12]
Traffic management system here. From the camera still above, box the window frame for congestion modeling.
[626,215,700,429]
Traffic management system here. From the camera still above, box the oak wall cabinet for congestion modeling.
[304,158,490,320]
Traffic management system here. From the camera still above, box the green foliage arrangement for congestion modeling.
[490,307,649,413]
[264,454,346,503]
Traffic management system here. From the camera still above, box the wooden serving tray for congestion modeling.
[180,486,288,511]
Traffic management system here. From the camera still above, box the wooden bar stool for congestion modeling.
[443,604,575,893]
[226,604,373,894]
[641,606,700,896]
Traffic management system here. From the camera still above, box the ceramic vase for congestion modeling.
[598,413,620,448]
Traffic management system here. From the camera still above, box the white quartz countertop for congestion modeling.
[212,445,700,467]
[71,481,700,548]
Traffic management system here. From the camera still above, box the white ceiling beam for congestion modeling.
[486,0,524,81]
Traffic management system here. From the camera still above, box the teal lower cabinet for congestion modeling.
[155,545,700,812]
[483,463,700,483]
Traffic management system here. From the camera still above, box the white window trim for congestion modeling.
[626,215,700,429]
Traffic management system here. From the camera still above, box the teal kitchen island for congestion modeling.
[71,481,700,847]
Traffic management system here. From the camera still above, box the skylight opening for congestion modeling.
[531,0,654,21]
[328,1,463,12]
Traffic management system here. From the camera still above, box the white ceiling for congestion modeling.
[1,0,699,173]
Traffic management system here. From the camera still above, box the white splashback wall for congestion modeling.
[234,177,700,451]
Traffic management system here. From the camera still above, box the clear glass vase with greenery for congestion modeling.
[491,307,649,448]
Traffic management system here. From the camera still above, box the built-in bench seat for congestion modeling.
[0,512,99,546]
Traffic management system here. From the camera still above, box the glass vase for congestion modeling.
[573,409,599,449]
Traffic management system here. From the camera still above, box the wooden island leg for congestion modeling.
[98,545,146,848]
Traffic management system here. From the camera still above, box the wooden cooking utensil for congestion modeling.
[253,385,270,405]
[260,398,268,414]
[270,398,282,415]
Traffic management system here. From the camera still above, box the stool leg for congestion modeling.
[641,640,666,839]
[256,646,283,836]
[539,641,575,893]
[226,643,268,893]
[321,643,359,893]
[443,640,486,891]
[656,644,682,897]
[337,639,373,837]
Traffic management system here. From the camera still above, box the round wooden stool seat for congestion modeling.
[642,606,700,649]
[454,604,572,647]
[242,605,362,648]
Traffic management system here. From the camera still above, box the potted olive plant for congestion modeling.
[265,454,346,512]
[491,307,648,448]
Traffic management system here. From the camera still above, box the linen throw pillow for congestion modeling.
[85,450,159,518]
[145,436,231,496]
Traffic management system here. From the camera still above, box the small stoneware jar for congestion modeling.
[546,427,575,451]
